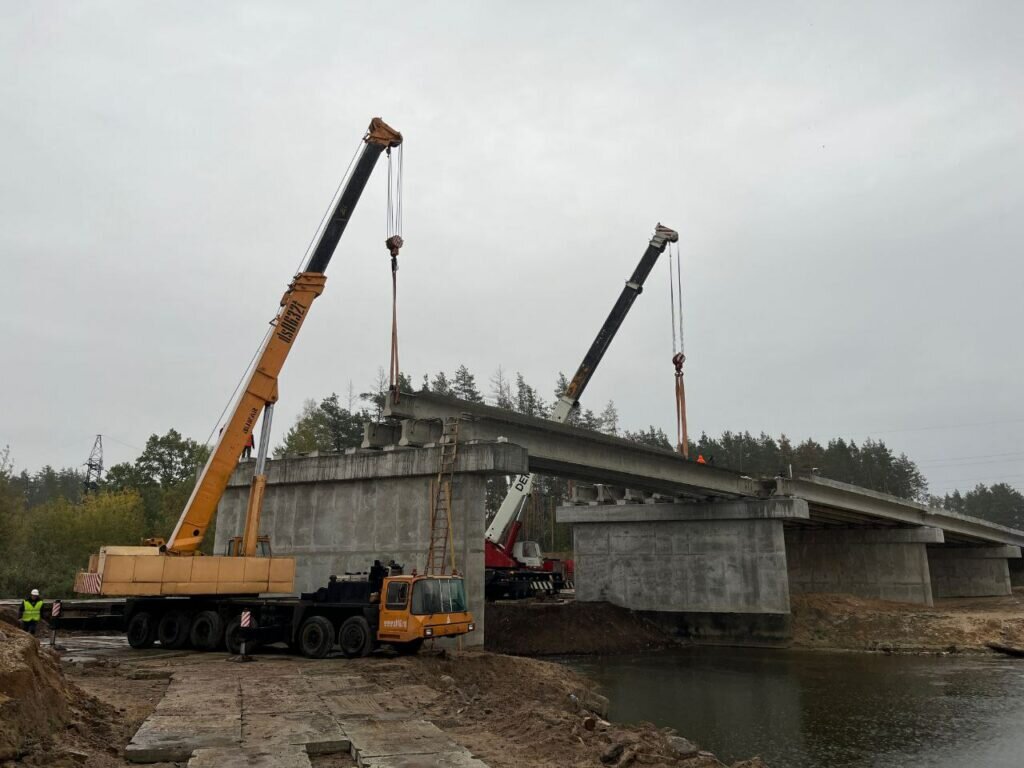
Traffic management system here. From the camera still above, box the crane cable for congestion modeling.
[385,143,405,403]
[668,241,688,458]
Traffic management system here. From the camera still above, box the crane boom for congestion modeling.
[166,117,402,554]
[484,223,678,546]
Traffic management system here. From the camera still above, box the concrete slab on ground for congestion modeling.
[242,710,350,755]
[341,719,468,763]
[241,676,323,713]
[123,660,489,767]
[361,752,490,768]
[188,745,312,768]
[126,713,242,763]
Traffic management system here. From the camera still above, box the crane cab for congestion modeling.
[376,574,475,650]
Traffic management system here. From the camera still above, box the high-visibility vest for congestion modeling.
[22,599,43,622]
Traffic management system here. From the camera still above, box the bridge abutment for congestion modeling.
[557,498,808,645]
[785,527,942,606]
[927,545,1021,598]
[216,443,530,647]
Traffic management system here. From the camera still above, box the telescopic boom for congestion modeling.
[484,223,679,547]
[165,118,402,555]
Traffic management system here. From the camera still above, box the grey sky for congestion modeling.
[2,1,1021,497]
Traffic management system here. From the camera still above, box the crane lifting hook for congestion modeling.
[385,234,404,265]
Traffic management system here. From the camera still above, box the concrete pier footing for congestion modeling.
[786,526,943,605]
[216,443,529,646]
[927,545,1021,598]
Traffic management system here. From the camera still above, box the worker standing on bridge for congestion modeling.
[242,432,255,460]
[19,589,44,636]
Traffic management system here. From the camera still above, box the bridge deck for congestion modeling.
[384,391,1024,548]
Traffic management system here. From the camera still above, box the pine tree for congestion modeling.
[599,400,619,436]
[431,371,452,396]
[452,365,483,402]
[514,372,546,417]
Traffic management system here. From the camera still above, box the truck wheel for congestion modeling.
[126,612,157,649]
[225,615,260,655]
[393,639,423,656]
[189,610,224,651]
[298,615,335,659]
[339,615,373,658]
[157,610,191,649]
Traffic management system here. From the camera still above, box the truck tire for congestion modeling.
[225,615,260,655]
[189,610,224,651]
[339,615,373,658]
[393,639,423,656]
[298,615,335,659]
[157,610,191,649]
[126,612,157,649]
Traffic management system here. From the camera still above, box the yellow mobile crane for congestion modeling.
[74,118,475,657]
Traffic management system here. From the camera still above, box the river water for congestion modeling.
[564,648,1024,767]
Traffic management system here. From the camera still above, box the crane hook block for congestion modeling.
[385,235,404,258]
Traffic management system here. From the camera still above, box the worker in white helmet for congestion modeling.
[19,588,44,636]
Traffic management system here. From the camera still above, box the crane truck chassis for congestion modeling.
[121,566,473,659]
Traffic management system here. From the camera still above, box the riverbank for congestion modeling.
[790,589,1024,653]
[486,599,675,655]
[486,591,1024,657]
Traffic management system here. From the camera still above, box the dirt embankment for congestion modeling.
[0,616,150,768]
[486,600,678,656]
[791,590,1024,652]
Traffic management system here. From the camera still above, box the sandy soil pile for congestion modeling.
[0,623,131,767]
[791,590,1024,652]
[0,624,71,761]
[485,600,676,656]
[364,649,763,768]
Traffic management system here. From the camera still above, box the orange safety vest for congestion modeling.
[696,454,707,464]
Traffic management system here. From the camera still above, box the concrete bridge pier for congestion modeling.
[927,545,1022,598]
[785,526,943,606]
[557,498,809,645]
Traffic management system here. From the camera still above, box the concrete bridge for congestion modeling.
[384,392,1024,643]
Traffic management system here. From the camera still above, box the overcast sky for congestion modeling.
[2,1,1021,497]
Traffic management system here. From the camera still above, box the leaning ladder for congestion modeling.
[425,417,460,575]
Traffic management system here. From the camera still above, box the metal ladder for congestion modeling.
[425,417,460,575]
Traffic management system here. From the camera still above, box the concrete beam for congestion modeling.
[399,419,443,447]
[775,476,1024,547]
[384,392,764,499]
[229,441,528,488]
[360,423,401,449]
[558,498,809,524]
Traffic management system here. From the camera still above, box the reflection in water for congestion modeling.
[565,648,1024,768]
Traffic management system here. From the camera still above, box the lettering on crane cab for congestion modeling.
[276,300,308,344]
[382,618,408,630]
